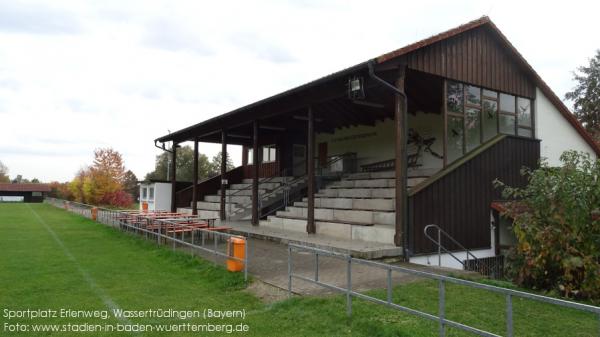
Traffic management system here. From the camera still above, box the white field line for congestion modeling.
[26,204,133,326]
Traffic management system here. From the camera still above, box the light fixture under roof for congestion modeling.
[348,76,365,100]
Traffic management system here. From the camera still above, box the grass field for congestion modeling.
[0,203,597,336]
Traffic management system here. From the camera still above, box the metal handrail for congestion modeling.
[254,152,356,217]
[288,243,600,337]
[423,224,480,269]
[227,152,355,218]
[225,160,306,216]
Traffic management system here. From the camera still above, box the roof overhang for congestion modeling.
[155,61,376,144]
[155,16,600,156]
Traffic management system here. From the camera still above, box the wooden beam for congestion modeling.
[306,106,316,234]
[394,67,408,248]
[170,144,177,213]
[220,131,227,221]
[167,74,386,143]
[192,139,198,215]
[252,120,259,225]
[242,145,248,166]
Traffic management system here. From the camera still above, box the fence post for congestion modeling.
[387,268,392,303]
[157,221,161,245]
[346,255,352,318]
[439,280,445,337]
[191,229,195,256]
[244,238,248,282]
[287,246,292,298]
[438,228,442,267]
[315,253,319,282]
[506,294,513,337]
[213,234,218,265]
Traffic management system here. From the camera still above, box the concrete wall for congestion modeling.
[535,87,597,165]
[315,111,444,171]
[316,120,394,168]
[409,247,497,270]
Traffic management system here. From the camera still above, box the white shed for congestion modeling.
[139,181,172,211]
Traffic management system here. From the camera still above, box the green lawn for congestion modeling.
[0,203,597,336]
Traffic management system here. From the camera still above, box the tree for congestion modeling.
[0,160,9,183]
[495,151,600,302]
[49,181,73,200]
[122,170,139,201]
[67,148,134,207]
[69,169,87,203]
[92,148,126,183]
[565,50,600,141]
[208,151,235,177]
[31,178,40,183]
[145,145,211,182]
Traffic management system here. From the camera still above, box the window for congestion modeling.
[32,192,42,197]
[447,81,464,114]
[262,145,277,163]
[447,116,464,163]
[142,187,147,199]
[499,114,516,134]
[149,187,154,200]
[465,107,481,152]
[482,99,498,142]
[444,80,534,166]
[498,93,516,135]
[517,97,533,137]
[248,146,277,164]
[499,93,516,114]
[466,85,481,106]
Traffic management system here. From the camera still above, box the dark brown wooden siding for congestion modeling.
[408,136,540,255]
[402,26,535,98]
[243,161,280,179]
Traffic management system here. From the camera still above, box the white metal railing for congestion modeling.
[288,243,600,337]
[423,224,479,269]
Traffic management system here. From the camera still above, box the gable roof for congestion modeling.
[156,17,600,155]
[375,16,600,155]
[0,183,51,192]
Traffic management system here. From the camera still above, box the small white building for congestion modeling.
[139,181,172,211]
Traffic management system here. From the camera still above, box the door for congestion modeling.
[292,144,306,176]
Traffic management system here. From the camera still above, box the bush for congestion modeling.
[495,151,600,302]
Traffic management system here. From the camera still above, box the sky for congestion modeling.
[0,0,598,182]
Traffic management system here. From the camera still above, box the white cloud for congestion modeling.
[0,0,598,182]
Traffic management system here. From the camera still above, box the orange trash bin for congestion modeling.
[142,201,148,212]
[91,207,98,221]
[227,237,246,272]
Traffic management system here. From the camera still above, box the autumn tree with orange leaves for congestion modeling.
[69,148,136,207]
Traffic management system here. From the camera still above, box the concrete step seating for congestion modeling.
[191,176,295,218]
[275,206,394,226]
[260,169,434,245]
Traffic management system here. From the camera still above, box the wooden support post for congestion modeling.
[252,121,259,225]
[241,145,248,166]
[170,143,177,213]
[192,139,198,215]
[394,68,408,247]
[220,130,227,220]
[306,106,316,234]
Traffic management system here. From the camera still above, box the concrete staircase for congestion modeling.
[259,170,430,245]
[185,177,306,220]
